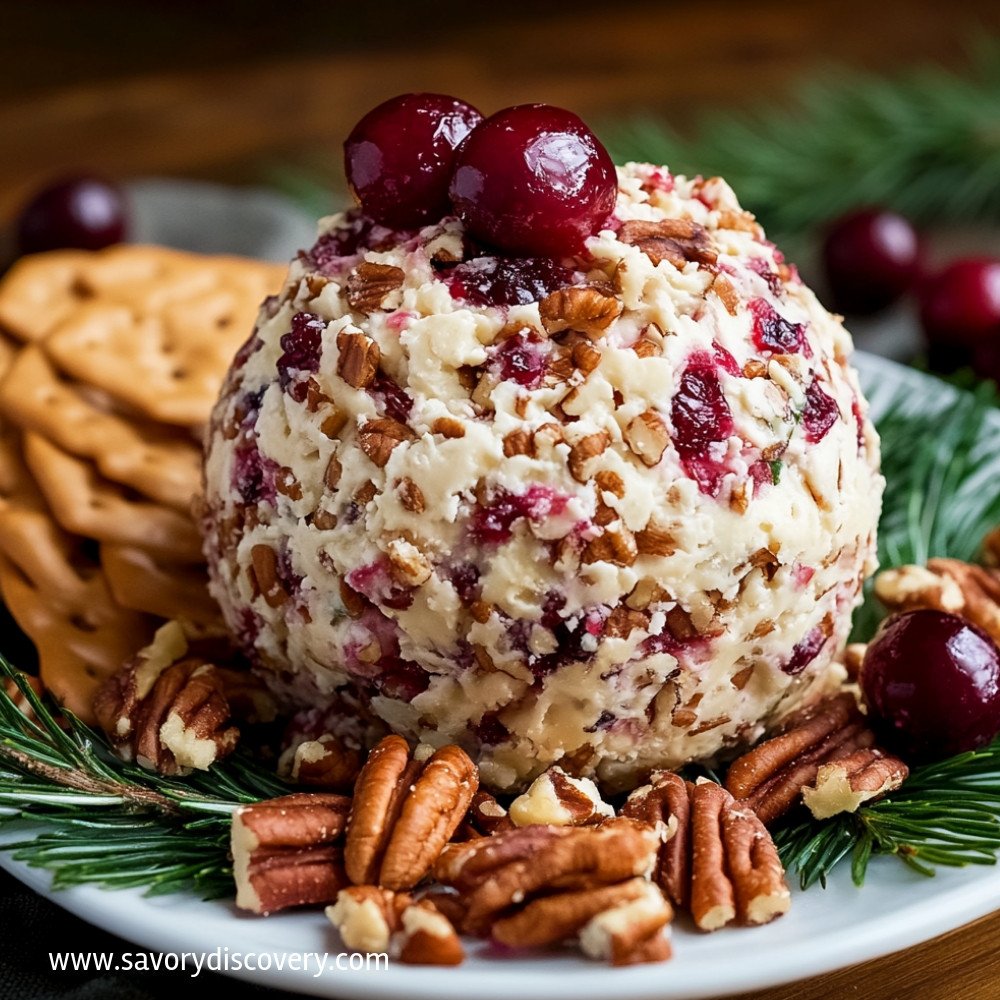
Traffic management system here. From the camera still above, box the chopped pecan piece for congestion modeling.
[250,543,289,608]
[622,770,690,908]
[346,262,405,313]
[578,881,674,966]
[509,767,615,827]
[583,526,638,567]
[357,416,416,468]
[619,219,718,269]
[539,285,623,337]
[280,733,363,793]
[345,736,478,890]
[93,621,240,775]
[327,885,464,965]
[567,431,610,482]
[431,416,466,439]
[232,792,351,915]
[462,790,515,836]
[625,410,670,466]
[690,780,789,930]
[337,331,381,388]
[801,747,908,820]
[394,476,425,513]
[725,693,877,824]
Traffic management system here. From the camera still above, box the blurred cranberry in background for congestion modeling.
[16,174,127,254]
[821,207,920,315]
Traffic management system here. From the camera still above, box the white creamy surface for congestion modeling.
[201,163,883,791]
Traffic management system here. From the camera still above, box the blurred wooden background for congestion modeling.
[1,1,999,996]
[2,0,1000,220]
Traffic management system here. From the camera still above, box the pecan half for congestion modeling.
[622,770,689,908]
[357,416,416,468]
[875,558,1000,644]
[232,792,351,915]
[346,262,405,313]
[619,219,717,269]
[724,693,876,825]
[280,733,363,793]
[326,885,464,966]
[539,286,623,338]
[509,767,615,827]
[93,622,239,775]
[337,331,381,389]
[801,748,909,820]
[345,736,479,890]
[690,780,790,931]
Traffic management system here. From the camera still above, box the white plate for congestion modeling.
[2,352,998,999]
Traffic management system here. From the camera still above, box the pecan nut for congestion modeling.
[539,285,623,338]
[326,885,464,965]
[93,622,240,775]
[578,880,674,966]
[357,416,416,468]
[232,792,351,915]
[624,410,670,467]
[345,736,479,890]
[875,558,1000,644]
[461,790,515,837]
[346,262,405,313]
[509,766,614,827]
[690,780,790,931]
[279,733,363,793]
[622,770,690,908]
[337,330,381,389]
[801,747,909,820]
[724,693,876,825]
[619,219,718,269]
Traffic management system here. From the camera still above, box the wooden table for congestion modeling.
[2,1,998,995]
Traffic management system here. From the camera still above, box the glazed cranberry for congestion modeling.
[919,258,1000,348]
[445,256,574,307]
[17,175,127,254]
[344,94,482,228]
[449,104,617,256]
[822,208,920,314]
[861,610,1000,759]
[802,379,839,443]
[749,298,806,354]
[277,312,325,401]
[670,355,734,495]
[783,626,828,675]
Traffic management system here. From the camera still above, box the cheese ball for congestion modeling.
[201,163,883,791]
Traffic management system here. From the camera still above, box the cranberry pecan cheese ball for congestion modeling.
[201,100,882,792]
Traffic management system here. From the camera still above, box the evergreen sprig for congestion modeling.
[0,662,287,898]
[604,40,1000,249]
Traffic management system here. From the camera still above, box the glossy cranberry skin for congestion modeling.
[449,104,617,256]
[802,379,840,443]
[16,175,127,254]
[861,610,1000,759]
[821,208,920,315]
[919,258,1000,348]
[445,256,574,307]
[344,93,483,228]
[670,354,734,496]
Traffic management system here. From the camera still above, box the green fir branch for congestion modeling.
[0,661,287,897]
[604,40,1000,248]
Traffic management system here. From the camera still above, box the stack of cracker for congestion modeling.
[0,245,286,721]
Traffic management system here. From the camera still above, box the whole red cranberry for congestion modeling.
[16,175,127,254]
[344,93,483,229]
[821,207,920,315]
[919,257,1000,348]
[449,104,617,257]
[861,610,1000,759]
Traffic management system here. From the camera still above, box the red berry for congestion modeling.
[444,256,574,307]
[344,93,483,228]
[919,257,1000,348]
[821,207,919,315]
[861,610,1000,759]
[449,104,617,256]
[802,379,839,443]
[670,353,734,496]
[16,175,127,254]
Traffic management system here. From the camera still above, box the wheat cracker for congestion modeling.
[101,543,221,626]
[23,432,204,561]
[0,346,202,511]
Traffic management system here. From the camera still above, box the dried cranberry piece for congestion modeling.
[277,312,325,402]
[371,371,413,422]
[375,657,430,700]
[783,626,827,675]
[474,713,508,745]
[802,379,839,443]
[670,354,734,496]
[445,256,574,307]
[470,486,568,545]
[447,562,481,604]
[749,298,806,354]
[492,329,547,389]
[713,343,741,377]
